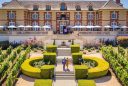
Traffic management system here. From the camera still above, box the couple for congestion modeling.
[62,57,70,71]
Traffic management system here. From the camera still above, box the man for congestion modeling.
[62,57,66,71]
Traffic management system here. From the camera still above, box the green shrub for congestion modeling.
[117,36,128,47]
[34,79,52,86]
[43,53,56,64]
[46,45,57,53]
[78,80,96,86]
[74,65,88,79]
[21,57,43,78]
[70,44,80,53]
[83,56,109,79]
[72,52,82,64]
[40,65,54,79]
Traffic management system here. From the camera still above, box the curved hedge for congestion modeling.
[83,56,109,78]
[21,57,43,78]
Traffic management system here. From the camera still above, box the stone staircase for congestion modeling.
[55,71,75,80]
[57,48,71,56]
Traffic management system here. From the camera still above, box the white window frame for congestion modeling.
[75,12,81,20]
[111,21,117,26]
[75,21,81,26]
[32,21,38,26]
[9,21,15,26]
[88,21,93,26]
[9,11,15,19]
[111,11,117,19]
[88,12,93,20]
[45,21,51,26]
[32,13,38,20]
[45,12,51,20]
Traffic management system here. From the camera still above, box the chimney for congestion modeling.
[116,0,120,4]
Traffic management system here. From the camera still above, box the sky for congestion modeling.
[0,0,128,8]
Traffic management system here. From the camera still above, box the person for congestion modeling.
[79,57,83,65]
[66,58,70,70]
[62,57,66,71]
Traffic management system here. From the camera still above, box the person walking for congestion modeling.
[62,57,66,71]
[66,58,70,71]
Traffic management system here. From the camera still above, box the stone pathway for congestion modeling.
[53,56,77,86]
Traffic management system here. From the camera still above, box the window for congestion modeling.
[60,3,67,11]
[88,12,94,20]
[75,12,81,20]
[32,13,38,20]
[9,21,15,26]
[76,5,81,11]
[32,21,38,26]
[88,21,93,26]
[45,12,51,20]
[88,5,93,11]
[75,21,81,26]
[45,21,51,26]
[8,11,15,19]
[111,11,117,19]
[33,5,39,11]
[111,21,117,26]
[46,5,51,11]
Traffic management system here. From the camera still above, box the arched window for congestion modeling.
[111,11,117,19]
[46,5,51,11]
[32,13,38,20]
[76,5,81,11]
[33,5,39,11]
[60,3,67,11]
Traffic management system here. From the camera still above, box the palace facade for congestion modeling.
[0,0,128,33]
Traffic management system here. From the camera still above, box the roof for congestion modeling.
[2,0,26,9]
[100,0,125,10]
[1,0,125,10]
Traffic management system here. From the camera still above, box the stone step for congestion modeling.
[55,75,75,80]
[56,71,74,74]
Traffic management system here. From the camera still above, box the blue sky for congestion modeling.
[0,0,128,8]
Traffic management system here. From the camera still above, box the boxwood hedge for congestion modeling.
[21,57,55,78]
[78,80,96,86]
[46,45,57,53]
[72,52,83,64]
[70,44,80,53]
[34,79,52,86]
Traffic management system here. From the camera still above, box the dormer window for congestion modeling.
[33,5,39,11]
[111,11,117,19]
[46,5,51,11]
[60,3,67,11]
[88,5,93,11]
[32,13,38,20]
[76,5,81,11]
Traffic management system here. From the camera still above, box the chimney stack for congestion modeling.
[116,0,120,4]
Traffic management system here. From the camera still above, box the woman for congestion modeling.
[66,58,70,70]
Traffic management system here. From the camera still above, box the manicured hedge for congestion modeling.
[117,36,128,47]
[21,57,42,78]
[78,80,96,86]
[74,65,88,79]
[40,65,54,79]
[72,52,82,64]
[83,56,109,79]
[43,52,56,64]
[46,45,57,53]
[70,44,80,53]
[21,57,55,79]
[34,79,52,86]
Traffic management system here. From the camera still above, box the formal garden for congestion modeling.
[0,36,128,86]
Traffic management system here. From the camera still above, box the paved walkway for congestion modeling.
[53,56,77,86]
